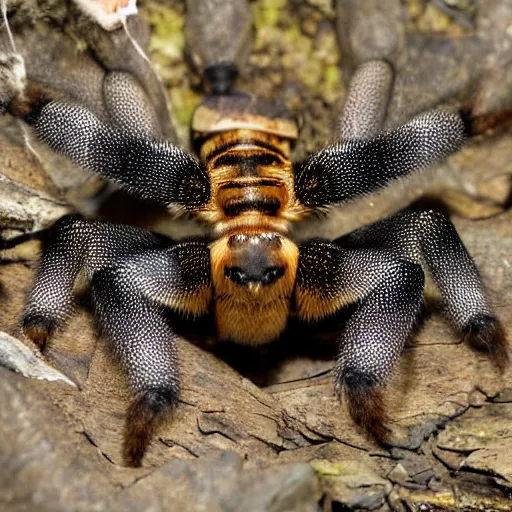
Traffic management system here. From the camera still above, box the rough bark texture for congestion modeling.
[1,1,512,511]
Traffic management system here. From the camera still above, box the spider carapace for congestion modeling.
[1,54,509,467]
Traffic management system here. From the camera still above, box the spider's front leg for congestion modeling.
[0,51,209,213]
[21,216,212,466]
[294,57,465,212]
[296,242,425,441]
[295,107,466,209]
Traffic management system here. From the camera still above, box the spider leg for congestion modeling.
[296,241,425,441]
[0,52,209,212]
[336,209,510,370]
[22,216,211,465]
[339,60,394,140]
[22,97,208,211]
[21,215,168,350]
[91,267,180,467]
[90,244,211,466]
[295,110,465,210]
[102,71,164,138]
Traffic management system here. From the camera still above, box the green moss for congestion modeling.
[144,3,185,61]
[253,0,287,28]
[324,64,341,86]
[311,460,347,476]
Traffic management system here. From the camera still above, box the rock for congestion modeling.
[0,331,76,387]
[311,459,392,510]
[388,463,409,486]
[437,403,512,485]
[111,454,319,512]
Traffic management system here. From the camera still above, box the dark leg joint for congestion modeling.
[337,369,391,443]
[8,83,52,123]
[463,314,510,372]
[123,388,178,467]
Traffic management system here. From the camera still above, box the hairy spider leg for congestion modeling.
[296,241,424,440]
[21,216,212,465]
[90,242,211,466]
[338,60,394,140]
[9,90,210,212]
[295,110,465,210]
[91,241,211,466]
[102,71,165,138]
[336,209,510,370]
[91,266,182,466]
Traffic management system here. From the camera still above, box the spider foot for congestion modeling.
[336,370,391,443]
[123,388,178,467]
[463,314,510,372]
[21,312,59,351]
[0,52,26,113]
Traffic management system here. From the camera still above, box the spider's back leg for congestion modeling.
[21,215,212,466]
[337,209,510,370]
[296,242,425,441]
[90,242,211,466]
[21,216,167,349]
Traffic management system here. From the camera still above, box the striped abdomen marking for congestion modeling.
[199,129,306,233]
[219,179,287,217]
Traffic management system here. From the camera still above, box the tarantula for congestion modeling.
[0,43,508,467]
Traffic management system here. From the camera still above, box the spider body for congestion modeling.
[192,94,302,344]
[0,47,508,468]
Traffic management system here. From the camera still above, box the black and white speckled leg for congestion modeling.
[339,60,394,140]
[90,243,210,466]
[335,259,424,440]
[103,71,163,138]
[22,216,211,465]
[21,216,168,349]
[7,86,209,211]
[337,209,509,369]
[26,99,209,210]
[296,241,425,440]
[295,110,465,209]
[91,266,180,467]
